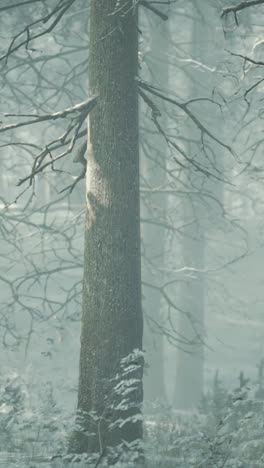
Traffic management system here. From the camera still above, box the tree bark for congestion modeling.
[69,0,143,455]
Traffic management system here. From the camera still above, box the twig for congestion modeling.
[59,164,86,193]
[0,96,98,134]
[0,0,76,65]
[136,77,237,160]
[221,0,264,25]
[0,0,46,12]
[226,49,264,66]
[139,0,168,20]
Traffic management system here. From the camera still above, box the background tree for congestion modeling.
[141,12,169,404]
[173,4,206,409]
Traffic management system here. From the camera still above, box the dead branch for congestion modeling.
[0,96,98,134]
[0,97,97,191]
[139,0,168,20]
[0,0,77,65]
[226,49,264,66]
[136,77,237,160]
[221,0,264,25]
[0,0,46,12]
[138,81,235,183]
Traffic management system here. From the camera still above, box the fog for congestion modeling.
[0,0,264,466]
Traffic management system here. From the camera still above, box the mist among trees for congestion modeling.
[1,0,264,466]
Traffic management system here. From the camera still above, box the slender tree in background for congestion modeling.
[174,209,205,409]
[173,6,206,409]
[174,2,225,408]
[68,0,143,455]
[142,14,169,403]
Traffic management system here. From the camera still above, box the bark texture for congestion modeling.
[69,0,143,455]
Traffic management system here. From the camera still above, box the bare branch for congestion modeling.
[0,0,77,65]
[59,165,86,194]
[0,98,96,192]
[226,49,264,66]
[139,0,168,20]
[0,96,98,134]
[136,77,237,160]
[221,0,264,25]
[0,0,47,12]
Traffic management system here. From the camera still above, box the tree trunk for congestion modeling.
[174,227,205,409]
[173,1,224,409]
[142,16,168,404]
[174,7,206,410]
[69,0,143,455]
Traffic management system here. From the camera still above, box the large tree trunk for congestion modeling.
[69,0,143,455]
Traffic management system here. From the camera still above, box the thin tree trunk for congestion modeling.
[174,227,205,409]
[69,0,143,455]
[174,8,206,410]
[142,16,169,403]
[174,1,224,409]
